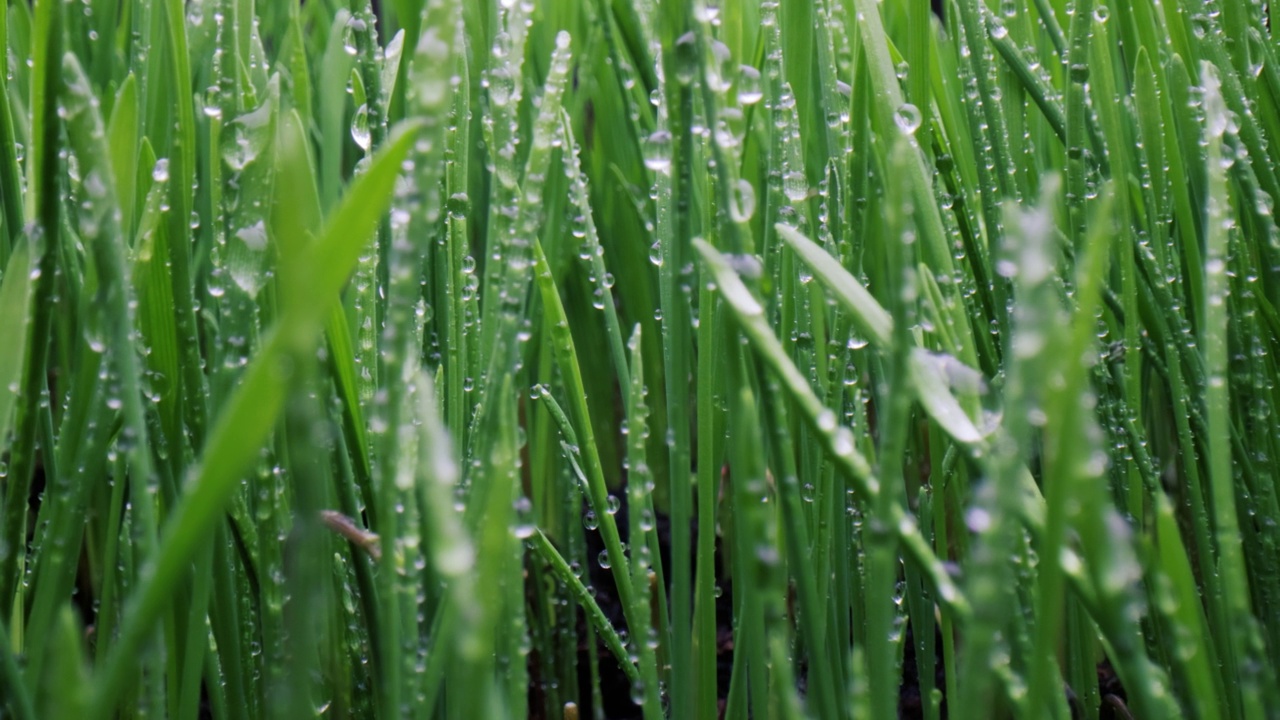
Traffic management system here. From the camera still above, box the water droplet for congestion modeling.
[893,103,922,135]
[737,65,762,105]
[707,41,733,93]
[351,104,371,151]
[674,32,698,85]
[643,130,672,172]
[730,179,756,221]
[783,170,807,202]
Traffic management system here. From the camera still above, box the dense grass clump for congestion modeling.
[2,0,1280,718]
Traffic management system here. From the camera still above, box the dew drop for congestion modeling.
[893,103,922,135]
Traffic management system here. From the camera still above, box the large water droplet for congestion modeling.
[730,179,756,222]
[643,130,672,172]
[894,103,922,135]
[351,104,372,151]
[783,170,808,202]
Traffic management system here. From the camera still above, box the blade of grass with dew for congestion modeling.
[84,119,421,720]
[370,3,457,712]
[155,0,208,450]
[986,12,1066,144]
[1056,183,1179,720]
[436,15,471,451]
[0,0,61,626]
[655,0,699,710]
[455,372,521,717]
[624,324,664,720]
[401,369,473,717]
[776,222,986,446]
[0,0,22,265]
[723,378,776,720]
[475,0,531,369]
[1201,62,1269,720]
[866,137,923,720]
[0,236,34,458]
[131,163,186,483]
[466,23,560,457]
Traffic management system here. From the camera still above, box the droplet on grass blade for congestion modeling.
[893,103,922,135]
[783,170,808,202]
[738,65,763,105]
[674,32,698,85]
[643,130,672,172]
[730,179,756,222]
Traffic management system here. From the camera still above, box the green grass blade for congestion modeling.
[0,236,34,455]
